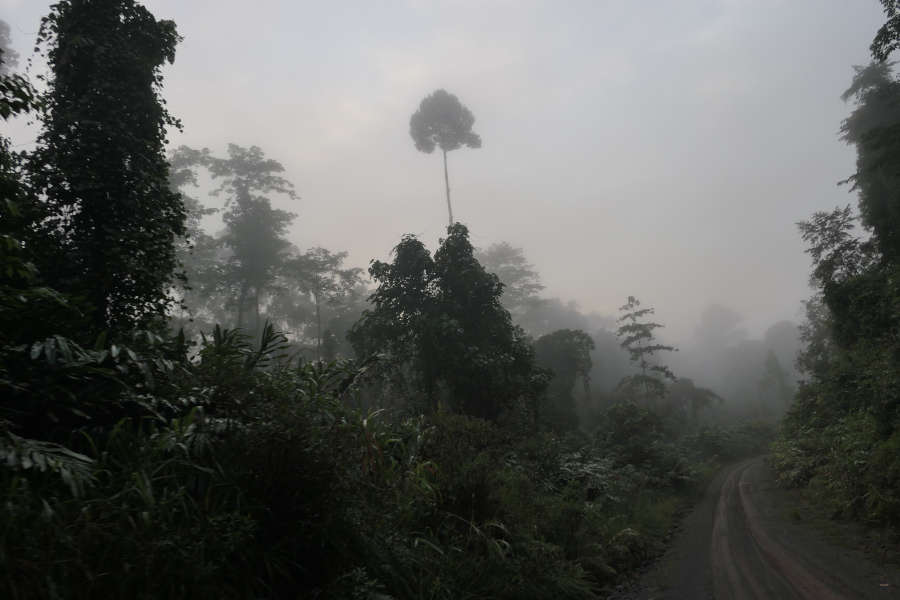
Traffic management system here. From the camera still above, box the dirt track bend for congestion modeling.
[631,458,899,599]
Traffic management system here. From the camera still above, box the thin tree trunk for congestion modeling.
[236,282,248,330]
[443,149,453,227]
[315,292,321,362]
[254,287,261,337]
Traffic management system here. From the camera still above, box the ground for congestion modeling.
[613,457,900,599]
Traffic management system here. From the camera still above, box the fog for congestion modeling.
[1,0,884,341]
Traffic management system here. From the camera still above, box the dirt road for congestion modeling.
[629,458,899,599]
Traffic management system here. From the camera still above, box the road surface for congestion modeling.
[627,457,899,599]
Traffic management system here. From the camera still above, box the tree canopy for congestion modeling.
[350,224,541,419]
[29,0,185,334]
[616,296,677,403]
[410,89,482,226]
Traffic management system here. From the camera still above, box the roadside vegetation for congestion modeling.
[771,3,900,535]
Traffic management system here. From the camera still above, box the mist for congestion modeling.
[2,0,886,341]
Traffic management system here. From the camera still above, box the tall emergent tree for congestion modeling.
[30,0,185,333]
[616,296,677,405]
[410,89,481,227]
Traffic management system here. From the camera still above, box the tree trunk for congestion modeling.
[236,282,249,330]
[315,292,322,362]
[254,286,261,337]
[443,149,453,228]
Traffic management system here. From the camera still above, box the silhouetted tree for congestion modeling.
[872,0,900,61]
[167,146,221,330]
[534,329,594,430]
[763,320,800,382]
[666,378,722,422]
[409,89,481,227]
[30,0,184,333]
[758,350,793,413]
[0,20,18,74]
[350,224,540,419]
[205,144,298,334]
[281,248,363,360]
[476,242,544,318]
[839,63,900,261]
[616,296,677,405]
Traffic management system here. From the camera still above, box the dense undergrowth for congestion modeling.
[0,327,772,599]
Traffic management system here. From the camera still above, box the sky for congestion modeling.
[1,0,888,341]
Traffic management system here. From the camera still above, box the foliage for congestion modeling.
[757,350,793,414]
[350,224,542,420]
[534,329,595,431]
[615,296,677,404]
[665,378,723,423]
[409,89,482,155]
[167,144,301,335]
[774,63,900,530]
[210,145,298,333]
[839,63,900,261]
[2,317,758,600]
[277,247,364,360]
[29,0,186,334]
[872,0,900,61]
[0,20,18,75]
[476,241,545,318]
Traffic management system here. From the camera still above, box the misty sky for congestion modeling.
[1,0,888,341]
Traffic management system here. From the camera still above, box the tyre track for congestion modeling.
[633,457,898,599]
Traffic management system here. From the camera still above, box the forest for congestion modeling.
[1,1,898,599]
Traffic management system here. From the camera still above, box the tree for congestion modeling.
[666,378,722,422]
[1,53,67,348]
[205,144,298,334]
[410,89,481,227]
[694,304,746,351]
[281,247,363,360]
[757,350,793,415]
[615,296,677,405]
[476,242,544,318]
[534,329,594,430]
[872,1,900,61]
[349,224,540,419]
[0,19,19,74]
[30,0,185,334]
[167,146,222,331]
[839,63,900,261]
[773,63,900,527]
[763,320,800,383]
[221,195,295,333]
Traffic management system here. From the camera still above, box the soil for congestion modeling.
[617,457,900,599]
